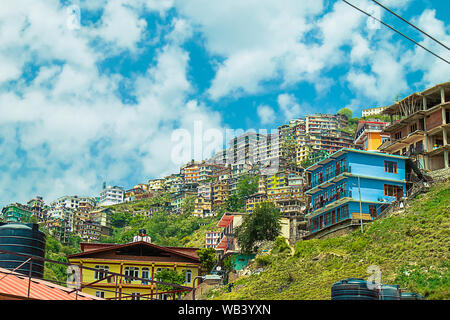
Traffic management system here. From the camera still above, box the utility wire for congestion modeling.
[342,0,450,65]
[370,0,450,51]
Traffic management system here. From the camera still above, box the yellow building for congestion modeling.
[245,193,269,214]
[193,196,213,217]
[67,241,201,300]
[266,171,287,190]
[296,145,312,166]
[213,182,230,205]
[148,178,165,192]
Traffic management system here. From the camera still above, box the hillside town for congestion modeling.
[0,81,449,301]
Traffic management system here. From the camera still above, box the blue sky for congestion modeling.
[0,0,449,207]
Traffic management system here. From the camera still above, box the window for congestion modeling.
[394,132,402,140]
[131,293,141,301]
[369,205,377,218]
[124,267,139,283]
[95,291,105,298]
[185,270,192,283]
[384,184,403,199]
[410,123,417,133]
[141,268,150,285]
[94,265,109,280]
[384,161,397,173]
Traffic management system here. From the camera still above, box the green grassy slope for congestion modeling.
[209,180,450,300]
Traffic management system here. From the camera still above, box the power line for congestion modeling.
[370,0,450,52]
[342,0,450,65]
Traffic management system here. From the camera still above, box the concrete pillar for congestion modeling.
[423,95,427,111]
[445,151,449,169]
[444,127,448,145]
[441,87,446,104]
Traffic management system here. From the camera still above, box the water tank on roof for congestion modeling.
[401,292,426,300]
[0,222,46,278]
[378,284,401,300]
[331,278,378,300]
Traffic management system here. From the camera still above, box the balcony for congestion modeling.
[310,164,351,189]
[310,190,352,212]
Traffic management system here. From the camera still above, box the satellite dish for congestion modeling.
[216,266,221,271]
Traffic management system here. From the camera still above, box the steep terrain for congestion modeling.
[208,179,450,300]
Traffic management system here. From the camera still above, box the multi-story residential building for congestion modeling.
[99,186,124,206]
[308,131,354,154]
[197,182,213,201]
[354,120,390,151]
[26,196,47,222]
[1,203,35,223]
[378,82,450,172]
[253,133,281,169]
[67,238,202,300]
[266,171,288,190]
[147,178,165,192]
[257,175,267,194]
[47,207,76,232]
[46,217,70,244]
[266,185,306,217]
[181,161,201,183]
[212,182,230,206]
[170,191,197,214]
[296,144,311,166]
[304,148,407,238]
[245,193,268,214]
[164,174,184,193]
[75,219,105,243]
[205,231,221,248]
[197,162,226,183]
[362,106,388,117]
[305,113,347,135]
[124,187,145,202]
[51,195,96,210]
[230,163,252,180]
[229,132,262,164]
[90,207,113,231]
[193,196,213,218]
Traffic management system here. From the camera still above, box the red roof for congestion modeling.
[0,267,102,300]
[215,235,229,250]
[217,214,233,228]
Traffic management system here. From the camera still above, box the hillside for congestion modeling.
[207,179,450,300]
[101,194,222,248]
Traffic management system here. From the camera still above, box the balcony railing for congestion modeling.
[310,164,351,188]
[310,190,352,211]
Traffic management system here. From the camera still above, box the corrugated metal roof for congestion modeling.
[0,267,102,300]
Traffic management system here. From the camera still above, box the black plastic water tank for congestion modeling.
[0,222,46,278]
[378,284,401,300]
[400,292,425,300]
[331,278,378,300]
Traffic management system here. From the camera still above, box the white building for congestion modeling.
[50,196,95,210]
[362,106,388,117]
[99,186,124,206]
[47,207,76,232]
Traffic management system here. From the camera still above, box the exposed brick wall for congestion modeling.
[426,109,443,130]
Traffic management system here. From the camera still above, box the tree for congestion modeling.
[181,195,196,215]
[234,202,282,254]
[337,107,353,120]
[155,269,187,293]
[225,194,244,212]
[237,174,259,200]
[196,247,218,273]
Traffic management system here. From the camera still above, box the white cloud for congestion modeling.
[257,104,276,125]
[0,0,224,206]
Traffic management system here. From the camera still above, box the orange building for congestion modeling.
[354,120,390,151]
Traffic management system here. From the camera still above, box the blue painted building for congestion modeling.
[304,149,407,235]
